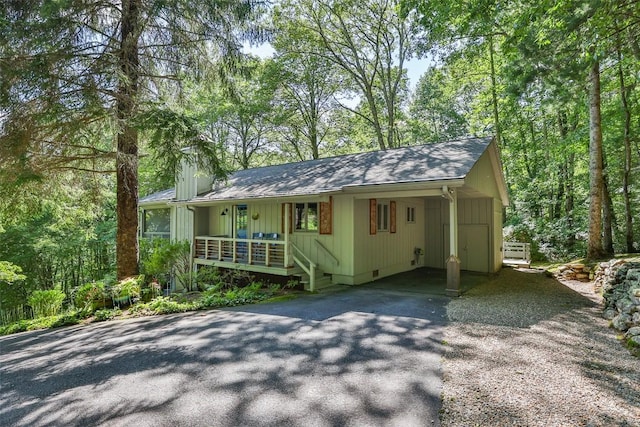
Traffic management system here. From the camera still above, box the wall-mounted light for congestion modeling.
[220,208,229,216]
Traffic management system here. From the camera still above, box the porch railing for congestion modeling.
[194,236,290,268]
[291,242,317,291]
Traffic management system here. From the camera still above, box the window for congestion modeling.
[377,202,389,231]
[295,202,318,231]
[143,208,170,238]
[407,206,416,223]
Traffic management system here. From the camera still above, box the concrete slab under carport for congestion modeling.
[354,267,491,296]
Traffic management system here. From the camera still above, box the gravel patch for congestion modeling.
[441,268,640,427]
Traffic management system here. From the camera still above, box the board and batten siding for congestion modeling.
[352,197,426,285]
[173,153,212,245]
[464,148,503,201]
[425,197,499,273]
[289,195,355,281]
[191,197,355,280]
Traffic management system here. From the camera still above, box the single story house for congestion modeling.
[139,136,509,295]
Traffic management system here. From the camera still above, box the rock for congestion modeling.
[625,326,640,337]
[575,273,590,281]
[627,335,640,348]
[633,312,640,323]
[615,297,635,313]
[612,313,632,331]
[570,263,585,270]
[626,269,640,281]
[602,308,617,320]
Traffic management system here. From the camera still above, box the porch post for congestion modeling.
[284,202,290,267]
[444,186,461,296]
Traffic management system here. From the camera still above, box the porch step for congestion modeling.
[299,271,333,291]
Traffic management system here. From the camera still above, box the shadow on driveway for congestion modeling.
[0,286,448,427]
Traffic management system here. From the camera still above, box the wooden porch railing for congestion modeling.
[194,236,290,268]
[291,242,317,291]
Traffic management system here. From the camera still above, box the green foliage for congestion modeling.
[94,308,122,322]
[74,281,109,312]
[111,276,143,306]
[0,312,82,335]
[141,280,163,302]
[0,175,116,310]
[28,288,66,318]
[0,320,29,335]
[195,266,224,291]
[0,261,26,284]
[130,297,194,316]
[140,239,193,291]
[200,281,271,308]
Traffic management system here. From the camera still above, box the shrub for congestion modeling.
[28,288,66,318]
[111,276,143,307]
[94,308,122,321]
[196,266,223,291]
[75,281,108,312]
[0,320,29,335]
[141,279,163,302]
[147,297,192,314]
[141,239,193,291]
[200,282,269,308]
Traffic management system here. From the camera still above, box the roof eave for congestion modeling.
[181,179,466,205]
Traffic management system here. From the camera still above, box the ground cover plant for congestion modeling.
[0,267,299,335]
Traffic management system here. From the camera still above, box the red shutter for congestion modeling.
[319,196,333,235]
[369,199,377,235]
[390,201,397,233]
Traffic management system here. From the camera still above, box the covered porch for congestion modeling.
[194,234,297,276]
[190,201,323,287]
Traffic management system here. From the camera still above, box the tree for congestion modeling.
[404,0,640,258]
[0,0,261,279]
[276,0,415,150]
[409,65,471,143]
[269,43,341,160]
[198,58,278,170]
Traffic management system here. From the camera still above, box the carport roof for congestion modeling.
[189,136,493,202]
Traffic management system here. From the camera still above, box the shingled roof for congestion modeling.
[189,136,493,203]
[139,188,175,205]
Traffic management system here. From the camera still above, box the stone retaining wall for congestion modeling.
[595,260,640,348]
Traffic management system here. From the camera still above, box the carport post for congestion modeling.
[443,186,461,296]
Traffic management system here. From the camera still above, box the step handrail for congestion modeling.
[291,243,317,291]
[314,239,339,266]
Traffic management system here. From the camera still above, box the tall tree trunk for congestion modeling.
[602,170,615,256]
[116,0,141,279]
[489,34,501,146]
[586,60,605,260]
[558,112,576,249]
[618,47,635,252]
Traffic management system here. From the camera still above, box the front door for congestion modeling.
[235,204,248,239]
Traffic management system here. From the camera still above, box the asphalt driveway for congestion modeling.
[0,286,447,427]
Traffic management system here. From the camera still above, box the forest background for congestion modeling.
[0,0,638,313]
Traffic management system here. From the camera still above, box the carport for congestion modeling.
[358,267,489,296]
